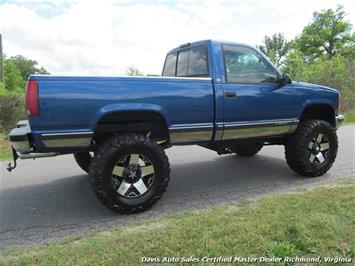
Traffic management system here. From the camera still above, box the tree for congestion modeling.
[126,65,143,76]
[296,6,354,61]
[4,59,24,91]
[9,55,49,80]
[282,50,306,78]
[259,33,291,67]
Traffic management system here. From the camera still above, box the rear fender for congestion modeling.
[90,103,170,131]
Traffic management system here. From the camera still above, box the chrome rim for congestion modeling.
[307,133,330,165]
[111,154,155,198]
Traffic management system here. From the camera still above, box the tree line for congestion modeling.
[259,6,354,68]
[0,55,49,92]
[258,6,354,107]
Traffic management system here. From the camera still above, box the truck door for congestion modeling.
[220,44,296,140]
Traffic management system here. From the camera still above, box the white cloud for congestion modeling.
[0,0,354,76]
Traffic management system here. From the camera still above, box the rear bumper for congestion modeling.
[9,120,32,154]
[8,120,57,159]
[335,114,344,130]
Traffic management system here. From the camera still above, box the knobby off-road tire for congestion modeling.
[285,119,338,177]
[233,143,263,157]
[89,133,170,213]
[73,152,92,173]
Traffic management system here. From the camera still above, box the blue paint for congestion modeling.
[27,40,340,152]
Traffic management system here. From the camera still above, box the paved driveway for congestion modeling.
[0,126,354,248]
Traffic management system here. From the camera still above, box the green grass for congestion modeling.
[344,108,355,124]
[0,181,354,266]
[0,132,12,161]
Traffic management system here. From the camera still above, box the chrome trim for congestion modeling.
[168,120,299,143]
[17,152,58,159]
[214,123,224,140]
[335,114,344,130]
[11,141,31,154]
[169,123,213,130]
[169,130,213,143]
[288,123,299,133]
[42,131,93,137]
[42,138,92,148]
[41,132,93,148]
[223,119,299,128]
[222,119,299,140]
[169,124,213,143]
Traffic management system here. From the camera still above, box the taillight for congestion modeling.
[26,80,39,116]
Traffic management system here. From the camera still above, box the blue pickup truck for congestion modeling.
[8,40,344,213]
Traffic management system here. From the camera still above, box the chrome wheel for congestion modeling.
[112,154,155,198]
[307,133,330,165]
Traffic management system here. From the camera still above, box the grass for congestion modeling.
[344,108,355,124]
[0,132,12,161]
[0,181,354,266]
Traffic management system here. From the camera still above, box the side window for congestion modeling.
[177,49,189,76]
[176,45,209,77]
[223,44,278,83]
[162,53,177,76]
[188,46,209,77]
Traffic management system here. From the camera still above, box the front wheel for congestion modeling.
[89,133,170,213]
[285,119,338,177]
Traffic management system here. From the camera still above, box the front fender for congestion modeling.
[300,98,337,116]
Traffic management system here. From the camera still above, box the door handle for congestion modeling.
[225,91,237,98]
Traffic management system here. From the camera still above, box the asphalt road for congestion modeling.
[0,126,354,248]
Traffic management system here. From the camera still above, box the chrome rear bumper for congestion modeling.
[335,114,344,130]
[7,121,58,171]
[8,120,32,154]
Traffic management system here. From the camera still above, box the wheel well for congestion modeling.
[93,111,169,144]
[300,104,335,126]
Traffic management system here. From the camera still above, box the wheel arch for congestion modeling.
[299,103,336,127]
[91,103,170,144]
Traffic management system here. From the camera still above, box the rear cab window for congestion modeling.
[162,53,177,76]
[162,45,209,77]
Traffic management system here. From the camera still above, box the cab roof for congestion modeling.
[167,39,257,54]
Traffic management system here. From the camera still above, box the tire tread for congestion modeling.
[285,119,338,177]
[89,133,170,213]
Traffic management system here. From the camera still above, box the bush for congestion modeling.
[0,92,26,134]
[4,60,25,92]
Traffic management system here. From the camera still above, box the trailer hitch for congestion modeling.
[7,148,18,172]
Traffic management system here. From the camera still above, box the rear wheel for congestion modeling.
[232,143,263,157]
[73,152,92,173]
[285,119,338,177]
[89,133,170,213]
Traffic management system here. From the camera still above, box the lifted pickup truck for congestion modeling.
[8,40,344,213]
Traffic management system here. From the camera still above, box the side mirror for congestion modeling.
[278,73,292,87]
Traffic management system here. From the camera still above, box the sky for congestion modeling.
[0,0,354,76]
